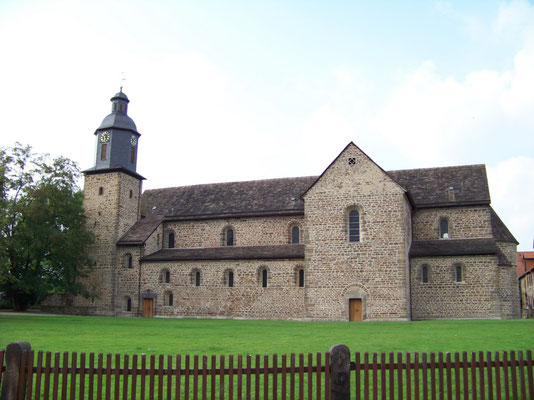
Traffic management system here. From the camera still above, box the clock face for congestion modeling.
[130,136,137,147]
[100,131,110,143]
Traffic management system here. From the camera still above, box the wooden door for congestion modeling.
[349,299,362,321]
[142,298,154,318]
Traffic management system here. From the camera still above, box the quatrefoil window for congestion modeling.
[348,157,356,165]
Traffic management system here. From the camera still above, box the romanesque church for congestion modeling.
[44,90,520,320]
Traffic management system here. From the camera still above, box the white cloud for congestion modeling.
[488,156,534,250]
[369,42,534,167]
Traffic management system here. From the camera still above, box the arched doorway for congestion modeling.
[349,298,363,321]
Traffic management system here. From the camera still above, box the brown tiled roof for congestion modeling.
[410,238,500,257]
[141,176,317,220]
[141,245,305,262]
[388,165,490,208]
[117,217,162,246]
[140,164,490,221]
[119,164,493,245]
[490,208,518,244]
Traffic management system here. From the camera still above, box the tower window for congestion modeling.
[119,103,124,112]
[100,144,107,161]
[98,187,103,196]
[168,232,175,248]
[228,271,234,287]
[348,209,360,242]
[291,226,300,244]
[126,297,132,312]
[165,270,170,283]
[128,254,133,269]
[129,190,133,198]
[195,271,201,287]
[130,147,135,164]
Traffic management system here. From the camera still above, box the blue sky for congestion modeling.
[1,0,533,250]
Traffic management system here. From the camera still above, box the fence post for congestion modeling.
[0,341,31,400]
[329,344,351,400]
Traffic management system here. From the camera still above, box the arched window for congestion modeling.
[439,218,449,239]
[223,269,235,287]
[262,269,268,287]
[128,254,133,269]
[168,232,175,248]
[455,264,463,282]
[160,269,170,283]
[191,269,201,287]
[422,265,429,283]
[291,226,300,244]
[224,228,234,246]
[298,268,305,287]
[169,292,173,306]
[258,267,269,288]
[126,297,132,312]
[348,209,360,242]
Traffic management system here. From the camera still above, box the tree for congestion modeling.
[0,143,93,311]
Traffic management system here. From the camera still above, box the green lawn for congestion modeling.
[0,314,532,356]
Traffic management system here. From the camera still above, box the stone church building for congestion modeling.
[44,90,520,320]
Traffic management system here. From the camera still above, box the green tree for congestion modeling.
[0,143,93,311]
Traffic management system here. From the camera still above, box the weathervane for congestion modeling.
[120,72,126,92]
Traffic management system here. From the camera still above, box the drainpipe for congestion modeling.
[137,244,144,317]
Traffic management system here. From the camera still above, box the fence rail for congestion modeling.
[0,343,532,399]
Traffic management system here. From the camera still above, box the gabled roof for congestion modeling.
[141,244,305,262]
[301,142,409,199]
[118,148,496,246]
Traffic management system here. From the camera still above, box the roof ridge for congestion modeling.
[143,175,319,193]
[388,164,486,173]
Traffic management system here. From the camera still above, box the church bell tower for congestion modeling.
[93,88,141,173]
[81,89,145,315]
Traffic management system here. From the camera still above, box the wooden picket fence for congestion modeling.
[0,343,532,399]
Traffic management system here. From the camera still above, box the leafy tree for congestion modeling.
[0,143,93,311]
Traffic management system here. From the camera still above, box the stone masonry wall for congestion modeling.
[135,259,306,319]
[413,207,492,240]
[410,255,502,319]
[163,217,304,249]
[115,246,143,316]
[69,172,141,314]
[144,223,163,255]
[496,241,521,318]
[304,144,412,321]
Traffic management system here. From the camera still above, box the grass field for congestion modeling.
[1,314,533,356]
